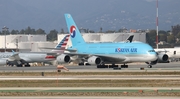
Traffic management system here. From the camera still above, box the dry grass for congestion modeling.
[0,71,180,76]
[0,80,180,87]
[1,71,180,96]
[0,92,180,96]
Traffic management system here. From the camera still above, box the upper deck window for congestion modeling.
[148,50,155,52]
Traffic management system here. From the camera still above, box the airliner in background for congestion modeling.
[0,35,69,67]
[155,48,180,62]
[55,14,168,68]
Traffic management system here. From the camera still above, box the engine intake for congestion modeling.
[87,56,102,65]
[157,53,169,62]
[56,54,71,63]
[0,60,7,65]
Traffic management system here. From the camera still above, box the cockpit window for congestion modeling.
[148,50,155,52]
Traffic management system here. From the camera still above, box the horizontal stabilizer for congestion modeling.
[65,48,77,52]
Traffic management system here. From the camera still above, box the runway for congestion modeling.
[0,75,180,80]
[0,62,180,72]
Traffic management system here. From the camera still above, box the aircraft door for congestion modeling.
[174,51,176,55]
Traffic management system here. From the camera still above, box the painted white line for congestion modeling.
[0,77,180,80]
[0,87,180,91]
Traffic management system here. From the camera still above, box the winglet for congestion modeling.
[125,35,134,43]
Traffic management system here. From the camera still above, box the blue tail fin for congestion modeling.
[64,14,86,46]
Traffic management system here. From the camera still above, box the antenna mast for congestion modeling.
[156,0,159,49]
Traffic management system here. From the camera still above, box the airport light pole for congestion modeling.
[2,26,9,52]
[156,0,159,49]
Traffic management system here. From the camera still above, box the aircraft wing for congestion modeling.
[65,49,77,52]
[94,54,126,63]
[64,52,126,63]
[154,49,169,53]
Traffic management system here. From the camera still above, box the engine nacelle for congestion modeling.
[157,53,169,62]
[56,54,71,63]
[87,56,102,65]
[0,59,7,65]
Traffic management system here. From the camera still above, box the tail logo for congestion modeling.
[70,25,76,38]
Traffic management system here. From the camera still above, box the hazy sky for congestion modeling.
[0,0,179,32]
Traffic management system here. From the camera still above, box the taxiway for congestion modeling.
[0,62,180,72]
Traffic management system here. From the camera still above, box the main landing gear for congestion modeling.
[96,63,128,68]
[145,62,153,68]
[6,60,31,67]
[96,63,118,68]
[148,65,152,68]
[121,63,128,68]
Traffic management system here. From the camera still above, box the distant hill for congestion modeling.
[0,0,179,33]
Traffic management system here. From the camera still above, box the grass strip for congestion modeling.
[0,92,180,96]
[0,71,180,76]
[0,80,180,87]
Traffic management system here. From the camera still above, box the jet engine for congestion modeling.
[56,54,71,63]
[157,53,169,62]
[0,59,7,65]
[87,56,102,65]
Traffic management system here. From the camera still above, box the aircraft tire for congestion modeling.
[148,65,152,68]
[25,65,30,67]
[109,65,113,68]
[121,65,124,68]
[24,63,31,67]
[97,65,100,68]
[113,65,118,68]
[125,65,128,68]
[121,65,128,68]
[17,64,23,67]
[78,63,84,66]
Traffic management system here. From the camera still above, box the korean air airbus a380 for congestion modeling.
[55,14,163,68]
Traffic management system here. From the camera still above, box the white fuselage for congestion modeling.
[155,48,180,59]
[0,52,55,65]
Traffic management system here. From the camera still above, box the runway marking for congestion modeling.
[1,87,180,92]
[0,77,180,80]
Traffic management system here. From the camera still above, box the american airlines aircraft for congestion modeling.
[55,14,168,68]
[0,35,69,67]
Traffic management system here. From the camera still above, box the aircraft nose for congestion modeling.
[152,54,158,61]
[148,51,158,61]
